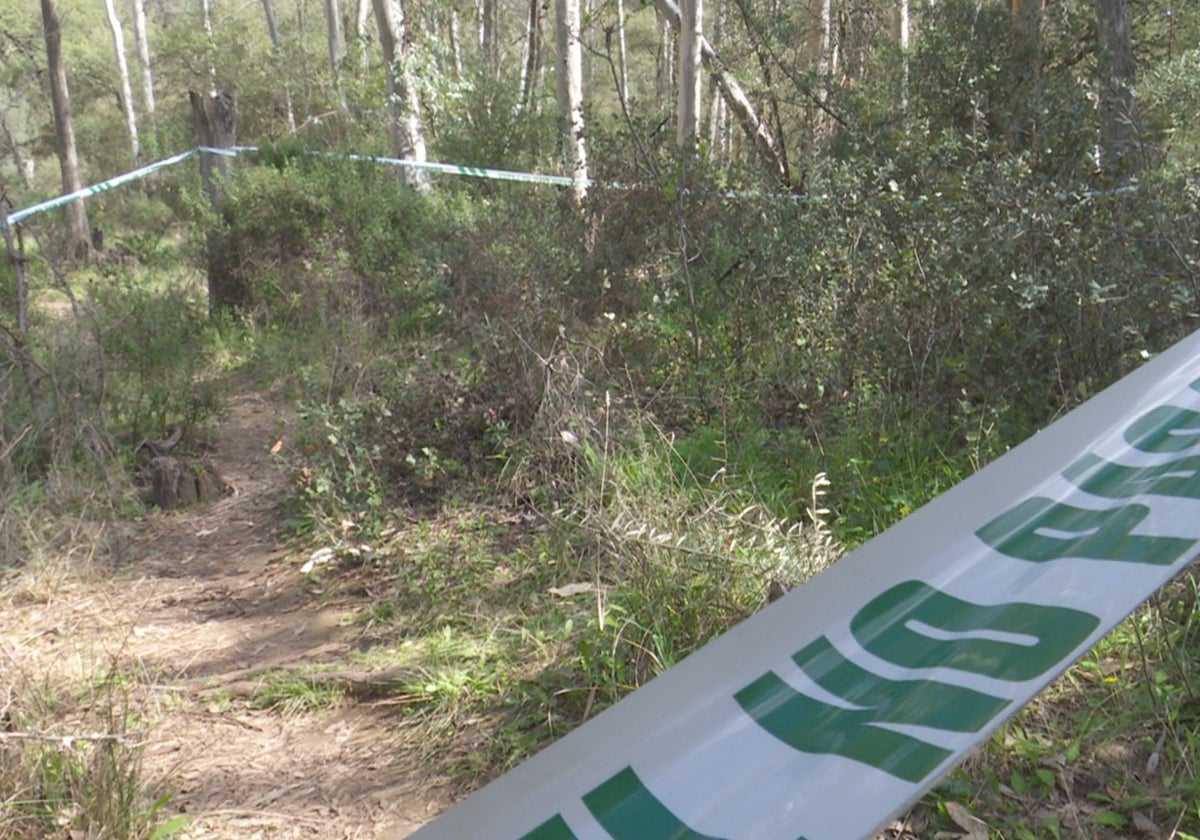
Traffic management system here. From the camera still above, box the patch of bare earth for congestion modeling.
[3,393,450,838]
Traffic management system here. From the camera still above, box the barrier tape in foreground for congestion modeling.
[408,328,1200,840]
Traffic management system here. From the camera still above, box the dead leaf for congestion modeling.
[1132,810,1159,836]
[944,801,989,840]
[270,439,283,454]
[548,582,601,597]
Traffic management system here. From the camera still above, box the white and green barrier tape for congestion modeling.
[3,149,199,227]
[406,328,1200,839]
[1,146,802,228]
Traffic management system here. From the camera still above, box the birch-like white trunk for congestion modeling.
[129,0,156,144]
[201,0,217,90]
[893,0,909,110]
[103,0,139,163]
[706,0,729,158]
[555,0,588,203]
[652,0,787,181]
[325,0,343,70]
[449,10,463,78]
[373,0,430,191]
[677,0,702,146]
[616,0,629,114]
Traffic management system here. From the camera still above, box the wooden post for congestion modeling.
[190,88,244,314]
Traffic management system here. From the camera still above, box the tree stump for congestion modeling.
[145,456,230,510]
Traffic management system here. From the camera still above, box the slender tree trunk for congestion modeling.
[325,0,343,70]
[706,0,728,159]
[893,0,910,111]
[653,0,788,183]
[616,0,629,114]
[353,0,373,68]
[555,0,588,203]
[656,8,673,103]
[480,0,498,72]
[40,0,92,261]
[373,0,431,190]
[130,0,157,149]
[103,0,140,164]
[201,0,218,90]
[1095,0,1137,179]
[519,0,542,113]
[677,0,702,147]
[325,0,349,112]
[449,9,463,78]
[1009,0,1043,145]
[260,0,298,133]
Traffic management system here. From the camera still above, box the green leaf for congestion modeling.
[1092,811,1128,829]
[149,816,191,840]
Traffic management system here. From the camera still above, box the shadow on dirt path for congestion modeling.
[3,391,448,838]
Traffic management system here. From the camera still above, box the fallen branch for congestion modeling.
[0,730,145,747]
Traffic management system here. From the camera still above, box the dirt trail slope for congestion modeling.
[3,393,447,838]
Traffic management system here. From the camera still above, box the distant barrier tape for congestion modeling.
[3,145,1142,229]
[3,149,198,227]
[4,145,809,228]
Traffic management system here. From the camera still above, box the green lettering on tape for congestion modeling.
[976,497,1193,566]
[1125,406,1200,453]
[583,767,726,840]
[851,581,1100,681]
[520,815,578,840]
[1065,453,1200,499]
[794,636,1007,731]
[735,669,951,783]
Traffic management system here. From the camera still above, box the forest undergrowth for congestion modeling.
[6,98,1200,838]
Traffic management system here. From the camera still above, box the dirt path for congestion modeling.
[3,393,448,838]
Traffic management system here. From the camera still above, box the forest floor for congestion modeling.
[3,383,1192,839]
[2,390,449,838]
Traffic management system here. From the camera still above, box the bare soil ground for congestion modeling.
[3,393,449,838]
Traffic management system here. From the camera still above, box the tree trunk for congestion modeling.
[40,0,92,261]
[677,0,702,147]
[373,0,431,191]
[353,0,372,68]
[1009,0,1043,145]
[518,0,542,113]
[706,0,729,159]
[190,89,242,314]
[201,0,218,90]
[480,0,498,72]
[260,0,298,133]
[129,0,157,149]
[103,0,140,164]
[652,0,788,183]
[656,7,674,103]
[1095,0,1137,179]
[555,0,588,204]
[893,0,910,111]
[324,0,343,70]
[449,9,463,78]
[616,0,629,115]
